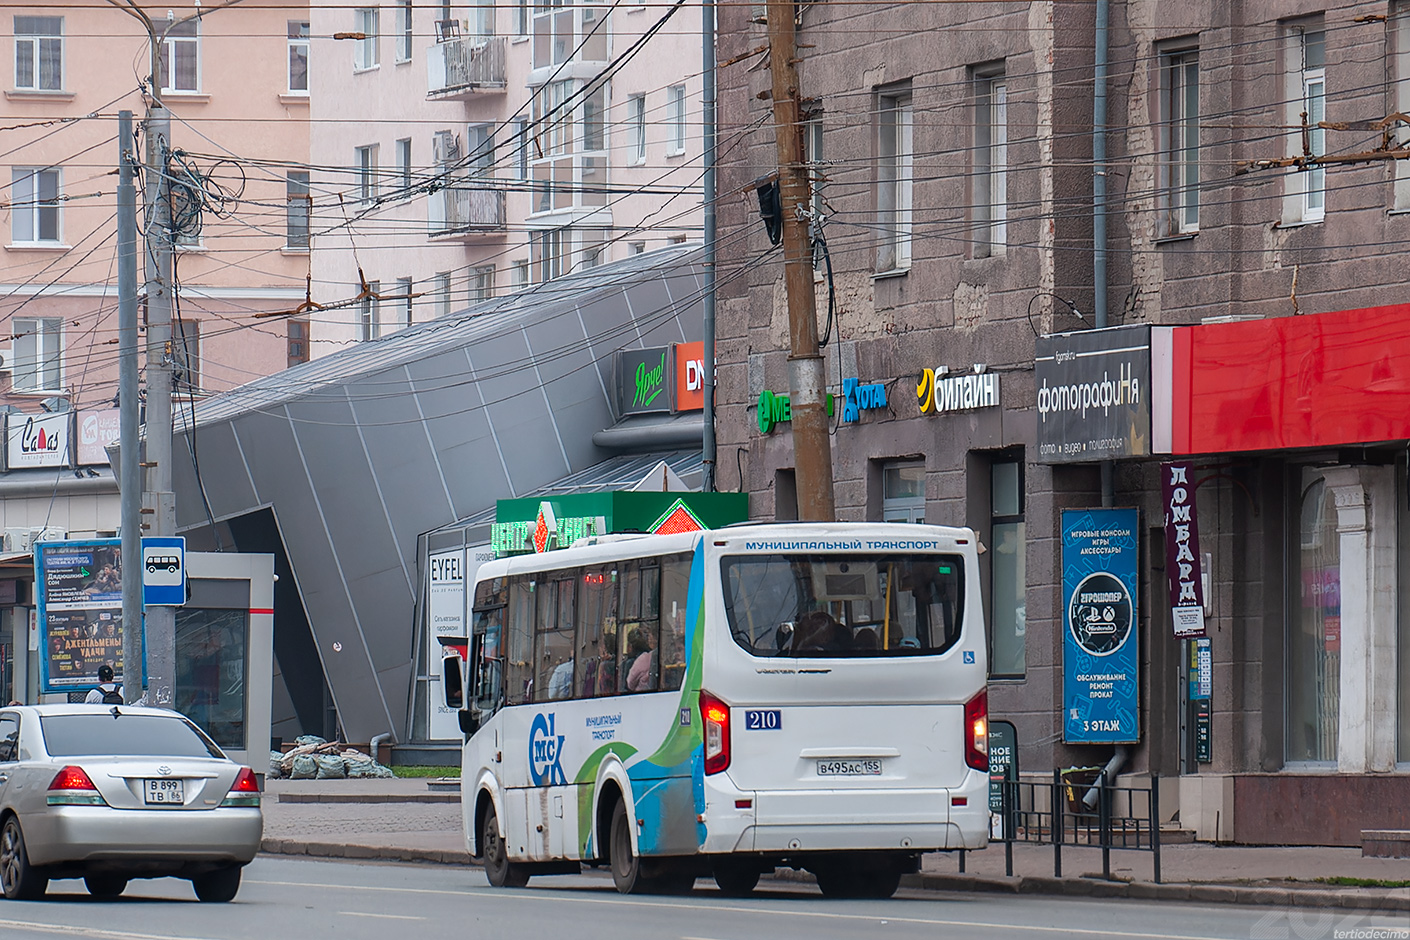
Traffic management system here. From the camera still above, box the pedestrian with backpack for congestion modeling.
[85,664,124,705]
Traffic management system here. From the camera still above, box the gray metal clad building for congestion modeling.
[169,247,706,745]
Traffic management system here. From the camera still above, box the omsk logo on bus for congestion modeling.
[1067,571,1133,656]
[529,712,567,785]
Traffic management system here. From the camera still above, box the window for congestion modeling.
[287,319,310,367]
[989,458,1025,677]
[174,317,200,392]
[534,0,606,69]
[629,241,645,255]
[286,171,310,248]
[973,69,1007,257]
[1284,24,1325,223]
[533,577,577,702]
[881,460,924,523]
[174,609,247,748]
[513,259,529,287]
[472,0,495,41]
[435,271,452,318]
[394,276,413,330]
[396,0,413,61]
[876,87,913,272]
[357,145,378,205]
[0,714,18,763]
[396,138,412,195]
[667,84,686,155]
[1289,470,1339,762]
[529,81,606,214]
[10,168,61,244]
[160,19,199,92]
[358,280,381,340]
[1161,48,1199,234]
[1395,10,1410,209]
[12,317,63,393]
[629,94,647,163]
[515,117,531,181]
[355,8,380,70]
[804,109,825,267]
[467,123,495,177]
[517,0,530,36]
[14,16,63,91]
[287,21,309,92]
[579,229,606,268]
[532,228,565,283]
[470,265,495,303]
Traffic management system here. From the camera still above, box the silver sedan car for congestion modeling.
[0,704,263,902]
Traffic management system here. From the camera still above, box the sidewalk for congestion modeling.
[258,777,1409,913]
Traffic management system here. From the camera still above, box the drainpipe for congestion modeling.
[1082,744,1128,810]
[370,732,393,767]
[1094,0,1113,509]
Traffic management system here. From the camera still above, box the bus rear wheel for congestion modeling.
[609,800,644,894]
[713,862,761,897]
[482,805,530,888]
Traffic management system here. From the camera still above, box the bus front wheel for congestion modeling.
[713,862,761,897]
[482,805,530,888]
[609,800,644,893]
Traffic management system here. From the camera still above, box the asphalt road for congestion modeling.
[0,856,1405,940]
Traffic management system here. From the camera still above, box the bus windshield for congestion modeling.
[721,553,965,657]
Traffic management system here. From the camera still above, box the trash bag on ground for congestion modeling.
[314,754,347,779]
[294,734,328,747]
[290,754,319,779]
[268,750,287,779]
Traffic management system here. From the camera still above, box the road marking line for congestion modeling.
[247,879,1243,940]
[0,919,215,940]
[336,912,426,921]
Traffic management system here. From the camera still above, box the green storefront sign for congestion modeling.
[757,389,835,434]
[618,347,672,416]
[491,491,749,557]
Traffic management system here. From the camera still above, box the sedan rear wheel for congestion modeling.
[0,816,48,900]
[84,875,128,899]
[191,865,242,903]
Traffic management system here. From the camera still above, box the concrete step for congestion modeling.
[1362,830,1410,858]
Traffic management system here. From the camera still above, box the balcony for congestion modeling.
[428,184,507,238]
[427,37,507,99]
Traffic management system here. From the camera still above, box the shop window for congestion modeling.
[989,459,1026,677]
[882,461,925,522]
[174,608,247,749]
[1288,471,1339,763]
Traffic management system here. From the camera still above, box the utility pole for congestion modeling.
[117,111,143,706]
[142,104,177,706]
[701,0,717,493]
[766,0,834,520]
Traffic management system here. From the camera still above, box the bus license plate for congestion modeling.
[145,779,184,805]
[816,759,882,776]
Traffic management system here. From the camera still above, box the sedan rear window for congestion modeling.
[40,714,224,759]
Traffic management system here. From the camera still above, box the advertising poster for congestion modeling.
[6,411,73,470]
[1035,325,1151,463]
[35,539,130,692]
[1161,462,1206,638]
[1062,508,1140,744]
[77,409,122,466]
[426,544,493,739]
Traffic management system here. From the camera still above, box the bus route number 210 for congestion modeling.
[744,709,782,731]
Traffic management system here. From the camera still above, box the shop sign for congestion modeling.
[1061,508,1140,744]
[77,409,122,466]
[1161,462,1206,638]
[757,389,834,434]
[675,341,705,412]
[1036,325,1150,463]
[916,368,999,414]
[34,538,131,693]
[841,378,888,423]
[491,502,606,555]
[6,411,71,470]
[618,347,672,416]
[649,498,705,535]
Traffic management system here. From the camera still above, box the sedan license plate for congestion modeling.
[144,779,185,805]
[816,759,882,776]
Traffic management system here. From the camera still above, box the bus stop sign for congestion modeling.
[141,537,186,606]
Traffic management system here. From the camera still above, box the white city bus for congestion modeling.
[445,522,989,898]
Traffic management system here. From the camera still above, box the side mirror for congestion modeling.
[458,709,480,735]
[442,654,464,710]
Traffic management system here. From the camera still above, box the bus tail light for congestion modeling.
[700,690,731,775]
[964,689,988,772]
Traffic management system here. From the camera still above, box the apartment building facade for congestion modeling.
[306,0,707,354]
[714,0,1410,845]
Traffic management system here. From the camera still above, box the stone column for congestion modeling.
[1320,466,1398,774]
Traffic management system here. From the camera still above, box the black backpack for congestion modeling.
[101,687,123,705]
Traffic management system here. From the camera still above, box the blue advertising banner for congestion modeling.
[1062,508,1140,744]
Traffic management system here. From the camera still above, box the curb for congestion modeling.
[256,841,1408,914]
[275,792,461,804]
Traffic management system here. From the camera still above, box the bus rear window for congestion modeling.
[721,554,964,657]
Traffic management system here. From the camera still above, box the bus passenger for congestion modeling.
[793,611,851,652]
[624,625,656,691]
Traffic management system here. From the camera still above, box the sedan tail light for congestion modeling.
[964,688,989,772]
[220,767,261,807]
[700,690,731,776]
[47,765,108,806]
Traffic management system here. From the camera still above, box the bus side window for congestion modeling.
[505,579,535,706]
[473,606,506,717]
[659,555,691,691]
[576,567,619,698]
[535,575,577,702]
[620,565,660,693]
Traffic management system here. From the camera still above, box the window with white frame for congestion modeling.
[1284,23,1325,223]
[160,19,200,92]
[1395,9,1410,209]
[876,86,912,273]
[355,8,380,70]
[396,0,413,61]
[973,68,1007,257]
[174,318,201,392]
[517,0,530,36]
[286,171,311,248]
[515,116,531,181]
[435,271,452,318]
[532,228,565,282]
[10,167,61,244]
[14,16,63,91]
[396,138,412,195]
[470,264,495,303]
[530,80,607,214]
[629,94,647,163]
[357,145,379,204]
[287,21,309,92]
[11,317,63,393]
[533,0,606,69]
[467,124,495,177]
[513,259,529,288]
[394,276,413,330]
[804,108,825,267]
[359,280,381,340]
[472,0,495,41]
[1161,47,1199,234]
[667,84,686,155]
